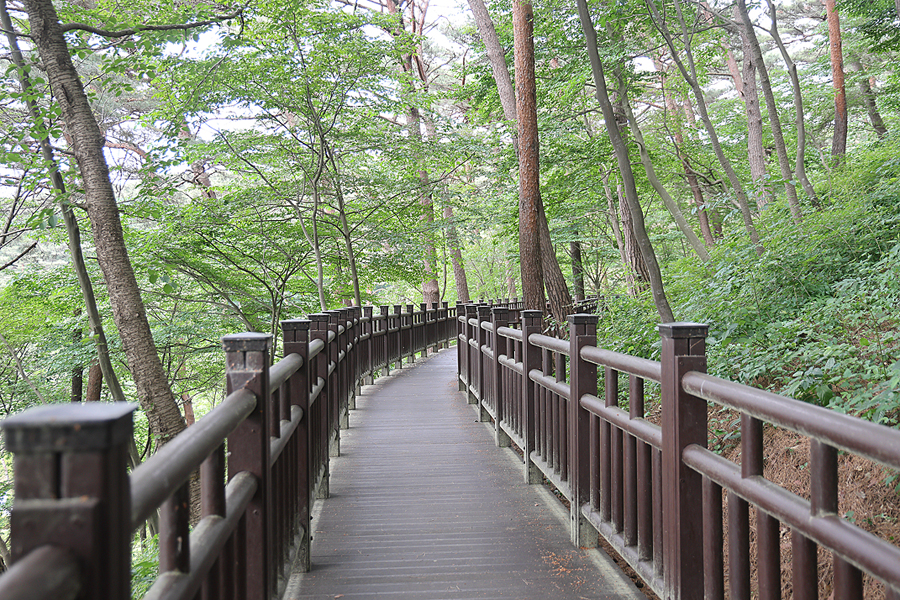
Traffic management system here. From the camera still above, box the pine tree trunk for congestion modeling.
[85,360,102,402]
[570,239,585,301]
[618,185,650,296]
[513,0,546,313]
[825,0,848,160]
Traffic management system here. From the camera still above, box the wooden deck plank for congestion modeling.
[285,349,643,599]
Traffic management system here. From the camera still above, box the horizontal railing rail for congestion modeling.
[0,302,456,600]
[458,306,900,600]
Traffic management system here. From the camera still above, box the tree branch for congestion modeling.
[60,8,243,37]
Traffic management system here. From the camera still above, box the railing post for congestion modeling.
[327,311,348,443]
[441,301,450,349]
[419,302,428,358]
[492,307,510,448]
[521,309,543,484]
[464,304,478,404]
[223,332,274,600]
[363,306,375,385]
[659,322,708,600]
[392,305,402,370]
[476,304,492,422]
[568,314,599,548]
[345,308,358,411]
[309,313,331,498]
[1,403,135,600]
[456,302,465,390]
[281,319,311,573]
[380,305,390,377]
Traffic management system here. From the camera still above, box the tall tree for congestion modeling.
[576,0,674,322]
[23,0,194,446]
[512,0,546,312]
[825,0,848,160]
[646,0,762,253]
[468,0,573,320]
[736,0,803,223]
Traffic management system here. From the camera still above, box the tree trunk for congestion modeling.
[647,0,762,254]
[570,239,585,301]
[825,0,847,160]
[577,0,675,322]
[615,68,710,262]
[764,0,819,204]
[849,56,887,138]
[512,0,546,313]
[25,0,187,446]
[604,174,628,271]
[737,0,802,223]
[85,360,103,402]
[444,205,471,302]
[619,185,650,296]
[71,312,83,403]
[736,19,770,210]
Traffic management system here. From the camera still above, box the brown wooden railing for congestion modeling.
[0,302,456,600]
[457,306,900,600]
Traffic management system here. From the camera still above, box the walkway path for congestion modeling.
[285,348,643,599]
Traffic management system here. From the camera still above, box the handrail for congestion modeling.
[0,545,81,600]
[131,386,257,528]
[580,345,661,382]
[458,308,900,598]
[683,370,900,471]
[0,301,459,600]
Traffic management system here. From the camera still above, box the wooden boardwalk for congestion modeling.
[285,348,643,599]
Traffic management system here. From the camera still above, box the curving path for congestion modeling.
[285,348,643,600]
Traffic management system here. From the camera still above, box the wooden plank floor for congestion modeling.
[285,348,643,600]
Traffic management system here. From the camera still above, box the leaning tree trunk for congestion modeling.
[825,0,847,161]
[765,0,819,204]
[570,239,585,301]
[618,185,650,296]
[512,0,547,312]
[849,56,887,138]
[25,0,187,447]
[647,0,762,254]
[444,205,471,302]
[737,0,802,223]
[577,0,674,322]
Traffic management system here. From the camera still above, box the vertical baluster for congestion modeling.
[309,314,331,498]
[492,307,510,447]
[477,305,491,420]
[742,414,781,600]
[601,367,615,523]
[703,478,724,600]
[624,375,639,547]
[201,444,225,600]
[728,491,750,600]
[282,319,311,572]
[557,353,567,481]
[541,346,550,462]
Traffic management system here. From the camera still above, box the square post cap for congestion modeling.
[281,319,310,332]
[658,322,709,338]
[2,402,137,453]
[568,313,599,326]
[222,332,272,353]
[492,307,508,318]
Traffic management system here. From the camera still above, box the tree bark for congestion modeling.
[85,360,103,402]
[470,0,572,320]
[25,0,187,445]
[615,68,710,262]
[848,56,887,138]
[577,0,674,322]
[825,0,847,160]
[512,0,546,313]
[736,0,802,223]
[71,323,83,403]
[570,239,585,301]
[736,20,769,210]
[444,205,471,302]
[619,185,650,296]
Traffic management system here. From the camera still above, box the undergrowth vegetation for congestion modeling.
[595,135,900,426]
